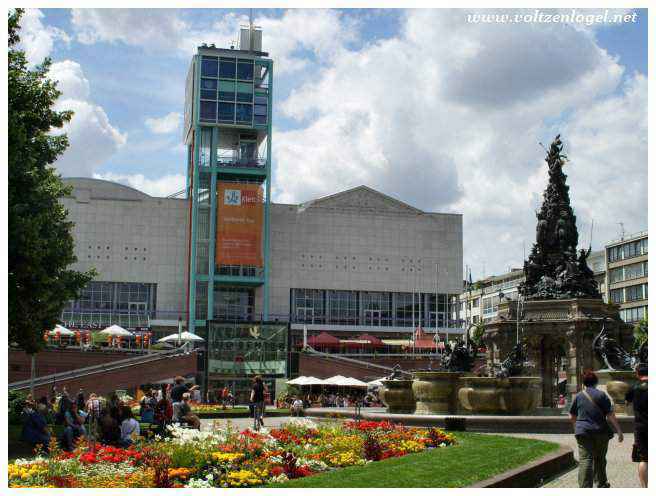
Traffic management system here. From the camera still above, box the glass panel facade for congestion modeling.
[328,290,358,325]
[219,57,236,79]
[292,289,325,323]
[608,238,648,262]
[235,103,253,124]
[218,102,234,122]
[218,80,235,101]
[214,287,254,321]
[201,78,217,100]
[207,321,287,377]
[200,100,216,122]
[237,60,254,80]
[619,305,647,323]
[201,57,218,78]
[236,82,253,102]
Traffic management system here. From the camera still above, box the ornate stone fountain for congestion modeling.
[379,365,416,414]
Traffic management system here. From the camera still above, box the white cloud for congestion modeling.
[18,8,70,67]
[272,9,645,277]
[69,9,358,75]
[48,61,127,177]
[93,172,186,198]
[145,112,182,134]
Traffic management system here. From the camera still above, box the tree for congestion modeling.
[8,9,95,355]
[634,313,647,350]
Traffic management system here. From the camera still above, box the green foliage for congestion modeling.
[270,433,559,488]
[470,323,485,346]
[8,390,28,425]
[8,9,95,354]
[634,313,648,350]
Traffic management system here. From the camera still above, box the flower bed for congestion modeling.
[8,419,456,488]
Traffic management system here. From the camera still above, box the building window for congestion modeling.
[237,60,254,80]
[200,101,217,122]
[235,103,252,124]
[362,292,392,326]
[610,288,624,304]
[200,78,217,100]
[201,56,218,78]
[620,305,646,323]
[328,290,358,325]
[236,82,253,102]
[291,289,325,324]
[219,57,236,79]
[218,102,235,123]
[214,287,254,321]
[218,80,236,101]
[625,283,647,302]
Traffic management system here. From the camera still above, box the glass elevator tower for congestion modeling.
[183,26,272,336]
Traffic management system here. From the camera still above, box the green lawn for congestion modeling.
[269,432,559,488]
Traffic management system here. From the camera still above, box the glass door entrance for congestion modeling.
[364,309,382,326]
[297,307,314,324]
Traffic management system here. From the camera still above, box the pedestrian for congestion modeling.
[250,376,265,431]
[76,388,85,412]
[569,370,624,487]
[61,402,86,452]
[139,389,156,423]
[170,376,199,403]
[173,393,200,429]
[626,364,648,487]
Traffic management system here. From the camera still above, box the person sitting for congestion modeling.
[99,407,120,445]
[22,402,50,453]
[173,393,200,429]
[139,390,156,424]
[291,398,304,417]
[60,403,86,451]
[118,406,140,447]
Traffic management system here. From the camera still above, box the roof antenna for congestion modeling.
[618,222,625,240]
[249,8,254,52]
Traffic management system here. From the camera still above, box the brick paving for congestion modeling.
[495,432,639,488]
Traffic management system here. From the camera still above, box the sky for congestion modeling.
[16,8,648,280]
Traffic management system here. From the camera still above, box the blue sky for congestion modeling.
[18,8,648,277]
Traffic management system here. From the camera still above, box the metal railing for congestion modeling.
[9,342,194,391]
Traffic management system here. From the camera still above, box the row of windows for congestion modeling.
[610,283,648,304]
[201,57,254,81]
[619,305,647,323]
[200,101,267,126]
[608,261,648,283]
[608,238,648,262]
[64,282,156,312]
[291,289,460,328]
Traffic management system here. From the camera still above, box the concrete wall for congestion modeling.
[62,178,188,316]
[269,186,463,317]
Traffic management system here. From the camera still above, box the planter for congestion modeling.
[458,377,541,414]
[596,370,636,415]
[412,371,462,415]
[380,379,415,414]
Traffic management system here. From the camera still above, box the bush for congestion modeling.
[8,390,27,425]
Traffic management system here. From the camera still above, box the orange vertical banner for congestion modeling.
[216,182,264,267]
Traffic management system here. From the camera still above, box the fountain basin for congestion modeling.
[412,371,462,414]
[596,370,636,415]
[379,379,415,414]
[458,376,541,414]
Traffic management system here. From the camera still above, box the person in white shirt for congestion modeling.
[119,405,140,447]
[291,398,304,417]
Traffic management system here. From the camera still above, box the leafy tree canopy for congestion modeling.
[8,9,95,354]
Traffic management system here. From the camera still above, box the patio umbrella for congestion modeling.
[286,376,309,385]
[367,378,385,387]
[99,324,133,337]
[323,375,349,386]
[48,324,75,336]
[339,377,368,388]
[303,377,327,386]
[158,331,205,343]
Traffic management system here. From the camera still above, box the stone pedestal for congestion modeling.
[379,379,415,414]
[597,370,636,415]
[483,298,633,408]
[458,376,541,414]
[412,371,462,415]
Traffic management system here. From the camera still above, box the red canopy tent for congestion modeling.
[307,332,341,351]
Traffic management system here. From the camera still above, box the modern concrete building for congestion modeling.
[605,230,648,324]
[58,25,464,400]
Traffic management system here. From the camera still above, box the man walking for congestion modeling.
[626,364,648,487]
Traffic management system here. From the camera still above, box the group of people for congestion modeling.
[21,376,205,453]
[569,366,648,488]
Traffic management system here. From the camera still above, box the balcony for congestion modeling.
[216,155,266,170]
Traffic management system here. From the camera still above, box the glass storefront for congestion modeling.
[206,321,288,402]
